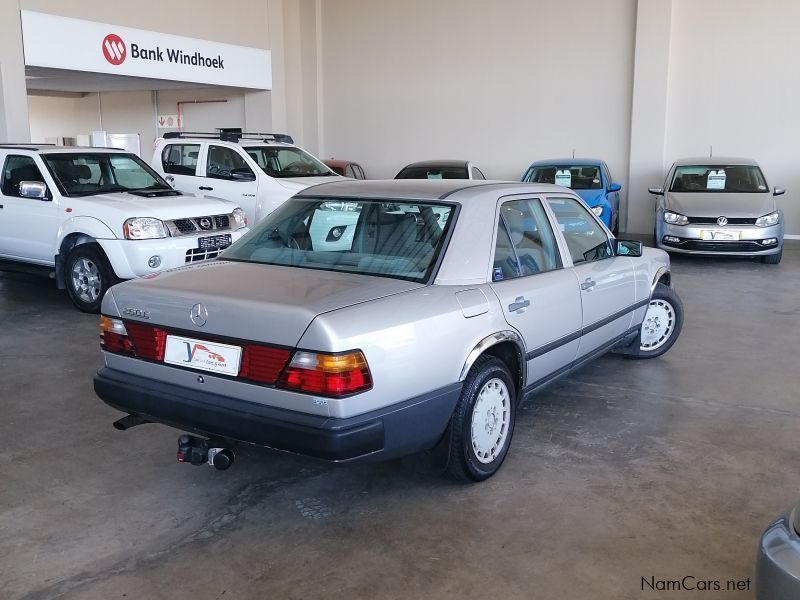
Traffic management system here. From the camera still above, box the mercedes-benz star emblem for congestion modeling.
[717,216,728,226]
[190,303,208,327]
[199,218,212,230]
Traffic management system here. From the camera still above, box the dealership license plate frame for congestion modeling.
[198,234,232,250]
[163,335,242,376]
[700,230,742,241]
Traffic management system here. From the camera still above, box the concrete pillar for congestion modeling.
[0,2,30,142]
[626,0,674,234]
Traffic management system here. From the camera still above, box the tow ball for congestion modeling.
[177,434,235,471]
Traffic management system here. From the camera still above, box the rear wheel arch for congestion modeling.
[460,332,526,396]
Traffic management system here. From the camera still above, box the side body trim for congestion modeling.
[459,330,527,389]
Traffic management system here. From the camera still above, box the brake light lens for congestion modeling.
[240,345,292,384]
[278,350,372,397]
[99,316,134,355]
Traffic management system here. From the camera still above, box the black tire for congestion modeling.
[64,243,116,313]
[762,249,782,264]
[445,355,517,482]
[625,283,684,360]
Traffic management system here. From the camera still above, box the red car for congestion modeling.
[323,159,367,179]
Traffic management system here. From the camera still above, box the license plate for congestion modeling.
[163,335,241,376]
[198,234,232,250]
[700,230,741,241]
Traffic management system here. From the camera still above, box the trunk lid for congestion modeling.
[108,261,422,347]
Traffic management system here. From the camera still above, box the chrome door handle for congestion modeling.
[508,296,530,312]
[581,278,596,291]
[199,186,214,191]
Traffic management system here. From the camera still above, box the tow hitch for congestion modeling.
[177,434,235,471]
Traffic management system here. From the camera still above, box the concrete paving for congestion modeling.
[1,244,799,600]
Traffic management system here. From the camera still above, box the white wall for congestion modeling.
[664,0,800,234]
[319,0,637,186]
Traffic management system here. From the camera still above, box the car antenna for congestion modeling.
[709,145,713,157]
[572,148,575,159]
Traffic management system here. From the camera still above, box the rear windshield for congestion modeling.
[221,198,456,283]
[524,165,603,189]
[244,146,334,178]
[43,152,173,197]
[396,165,468,180]
[670,165,768,193]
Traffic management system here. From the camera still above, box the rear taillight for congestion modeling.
[99,316,134,355]
[99,316,166,360]
[277,350,372,397]
[240,345,292,384]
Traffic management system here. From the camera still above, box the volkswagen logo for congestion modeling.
[199,217,212,230]
[190,303,208,327]
[717,216,728,226]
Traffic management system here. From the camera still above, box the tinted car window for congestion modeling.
[547,196,613,264]
[1,155,48,198]
[493,198,561,280]
[162,144,200,176]
[43,153,172,197]
[395,166,469,180]
[206,145,253,180]
[245,146,332,178]
[670,165,768,193]
[525,165,603,190]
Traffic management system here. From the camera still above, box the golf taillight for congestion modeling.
[278,350,372,397]
[99,316,134,355]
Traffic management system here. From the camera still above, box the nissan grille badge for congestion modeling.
[190,303,208,327]
[717,216,728,226]
[199,217,212,230]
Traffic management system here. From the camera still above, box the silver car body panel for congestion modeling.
[756,505,800,599]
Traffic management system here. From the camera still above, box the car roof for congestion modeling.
[529,158,604,167]
[294,179,573,202]
[400,160,470,169]
[674,156,759,166]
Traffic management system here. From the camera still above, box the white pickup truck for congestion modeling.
[0,145,248,312]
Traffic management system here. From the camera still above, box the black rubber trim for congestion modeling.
[525,299,650,360]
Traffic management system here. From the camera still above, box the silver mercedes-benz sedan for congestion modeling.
[757,503,800,598]
[650,157,785,263]
[94,180,683,481]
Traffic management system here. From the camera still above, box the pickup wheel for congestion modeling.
[446,355,516,482]
[65,243,115,313]
[626,283,684,360]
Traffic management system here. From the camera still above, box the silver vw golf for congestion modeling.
[95,180,683,481]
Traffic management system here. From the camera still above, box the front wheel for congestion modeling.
[65,243,116,313]
[762,249,782,264]
[446,355,517,482]
[625,283,684,360]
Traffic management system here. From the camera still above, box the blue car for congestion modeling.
[521,158,622,234]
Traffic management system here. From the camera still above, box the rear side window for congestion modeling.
[161,144,200,176]
[1,155,48,198]
[492,198,562,281]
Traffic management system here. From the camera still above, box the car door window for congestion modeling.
[472,167,486,180]
[492,198,562,281]
[1,155,48,198]
[206,145,253,180]
[162,144,200,176]
[547,196,613,264]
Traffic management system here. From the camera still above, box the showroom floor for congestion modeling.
[1,244,798,600]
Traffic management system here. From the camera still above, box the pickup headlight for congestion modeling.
[755,211,780,228]
[232,208,248,229]
[663,211,689,226]
[592,206,604,217]
[123,217,167,240]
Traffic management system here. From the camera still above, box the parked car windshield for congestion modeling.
[669,165,768,193]
[221,198,455,283]
[43,153,173,197]
[524,165,603,189]
[395,165,468,180]
[244,146,334,178]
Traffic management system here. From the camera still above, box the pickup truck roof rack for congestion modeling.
[163,129,294,144]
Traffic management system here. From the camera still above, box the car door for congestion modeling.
[199,145,259,220]
[489,196,582,387]
[603,162,620,218]
[546,195,637,359]
[0,154,61,263]
[160,142,202,194]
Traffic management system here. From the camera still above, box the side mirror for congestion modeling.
[774,186,785,196]
[608,182,622,193]
[230,168,256,182]
[19,181,48,199]
[616,239,643,257]
[648,187,664,195]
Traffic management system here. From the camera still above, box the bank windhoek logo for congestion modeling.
[102,33,126,65]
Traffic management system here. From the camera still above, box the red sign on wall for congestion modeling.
[102,33,126,65]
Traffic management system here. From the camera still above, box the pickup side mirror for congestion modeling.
[774,186,785,196]
[616,239,643,257]
[230,168,256,182]
[19,181,48,200]
[648,187,664,195]
[608,182,622,193]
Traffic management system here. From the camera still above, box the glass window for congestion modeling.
[42,152,173,197]
[244,146,332,178]
[492,198,562,280]
[161,144,200,176]
[669,164,768,193]
[472,167,486,180]
[547,196,613,264]
[524,165,603,190]
[395,165,469,179]
[355,165,366,179]
[222,198,455,283]
[345,164,357,178]
[1,155,48,198]
[206,145,253,180]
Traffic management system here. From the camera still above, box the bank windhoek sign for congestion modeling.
[21,11,271,90]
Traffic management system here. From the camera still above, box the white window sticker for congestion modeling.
[555,169,572,187]
[707,170,726,190]
[427,171,443,180]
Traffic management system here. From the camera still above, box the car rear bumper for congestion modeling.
[94,367,462,463]
[656,222,783,256]
[756,509,800,599]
